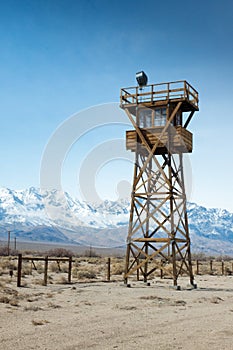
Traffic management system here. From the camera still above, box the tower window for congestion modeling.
[154,108,166,126]
[138,109,153,128]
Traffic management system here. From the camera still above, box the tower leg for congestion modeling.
[187,244,194,285]
[172,241,178,286]
[144,242,148,283]
[124,243,130,284]
[179,153,195,286]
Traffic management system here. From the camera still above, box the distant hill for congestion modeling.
[0,187,233,255]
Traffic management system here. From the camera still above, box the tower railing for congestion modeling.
[120,80,198,109]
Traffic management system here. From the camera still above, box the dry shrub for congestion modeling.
[35,262,44,274]
[216,255,233,262]
[0,286,20,306]
[0,280,6,288]
[72,265,96,279]
[46,293,54,299]
[45,248,73,257]
[0,258,17,271]
[24,306,43,312]
[72,267,79,278]
[111,262,125,275]
[49,262,60,273]
[34,279,46,286]
[76,270,96,280]
[9,298,19,307]
[47,302,61,309]
[0,295,10,304]
[74,259,103,275]
[80,257,100,264]
[73,260,80,268]
[195,263,211,275]
[32,319,49,326]
[57,276,69,284]
[1,276,13,284]
[32,275,51,285]
[225,267,232,275]
[49,261,68,273]
[60,263,68,273]
[83,249,100,258]
[0,247,19,256]
[160,263,173,278]
[22,264,32,276]
[192,253,208,261]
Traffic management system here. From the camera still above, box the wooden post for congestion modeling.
[7,230,10,256]
[136,259,140,281]
[17,254,22,287]
[210,260,213,273]
[222,260,224,276]
[160,260,164,279]
[68,256,72,283]
[14,237,17,251]
[107,257,111,281]
[30,260,33,275]
[44,256,48,286]
[196,260,199,275]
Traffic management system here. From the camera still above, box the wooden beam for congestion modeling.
[184,110,194,128]
[133,238,187,243]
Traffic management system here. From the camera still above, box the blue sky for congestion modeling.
[0,0,233,211]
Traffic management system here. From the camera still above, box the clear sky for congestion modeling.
[0,0,233,211]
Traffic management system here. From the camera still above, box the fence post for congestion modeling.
[137,259,140,281]
[68,256,72,283]
[222,260,224,275]
[107,257,111,281]
[210,260,213,273]
[160,260,164,279]
[44,256,48,286]
[196,260,199,275]
[17,254,22,287]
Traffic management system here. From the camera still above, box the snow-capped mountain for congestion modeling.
[0,187,130,247]
[0,187,130,229]
[0,187,233,255]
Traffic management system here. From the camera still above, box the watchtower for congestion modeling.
[120,73,199,286]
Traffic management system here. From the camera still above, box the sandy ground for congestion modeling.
[1,274,233,350]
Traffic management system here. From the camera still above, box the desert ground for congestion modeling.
[1,255,233,350]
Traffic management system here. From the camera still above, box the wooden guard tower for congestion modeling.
[120,77,199,286]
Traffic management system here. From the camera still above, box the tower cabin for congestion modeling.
[120,80,199,155]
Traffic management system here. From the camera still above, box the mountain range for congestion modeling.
[0,187,233,256]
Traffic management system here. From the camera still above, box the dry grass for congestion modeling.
[45,248,73,257]
[1,255,233,289]
[49,262,60,273]
[76,270,97,280]
[111,260,125,275]
[34,279,46,286]
[0,285,20,307]
[57,275,70,284]
[47,302,62,309]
